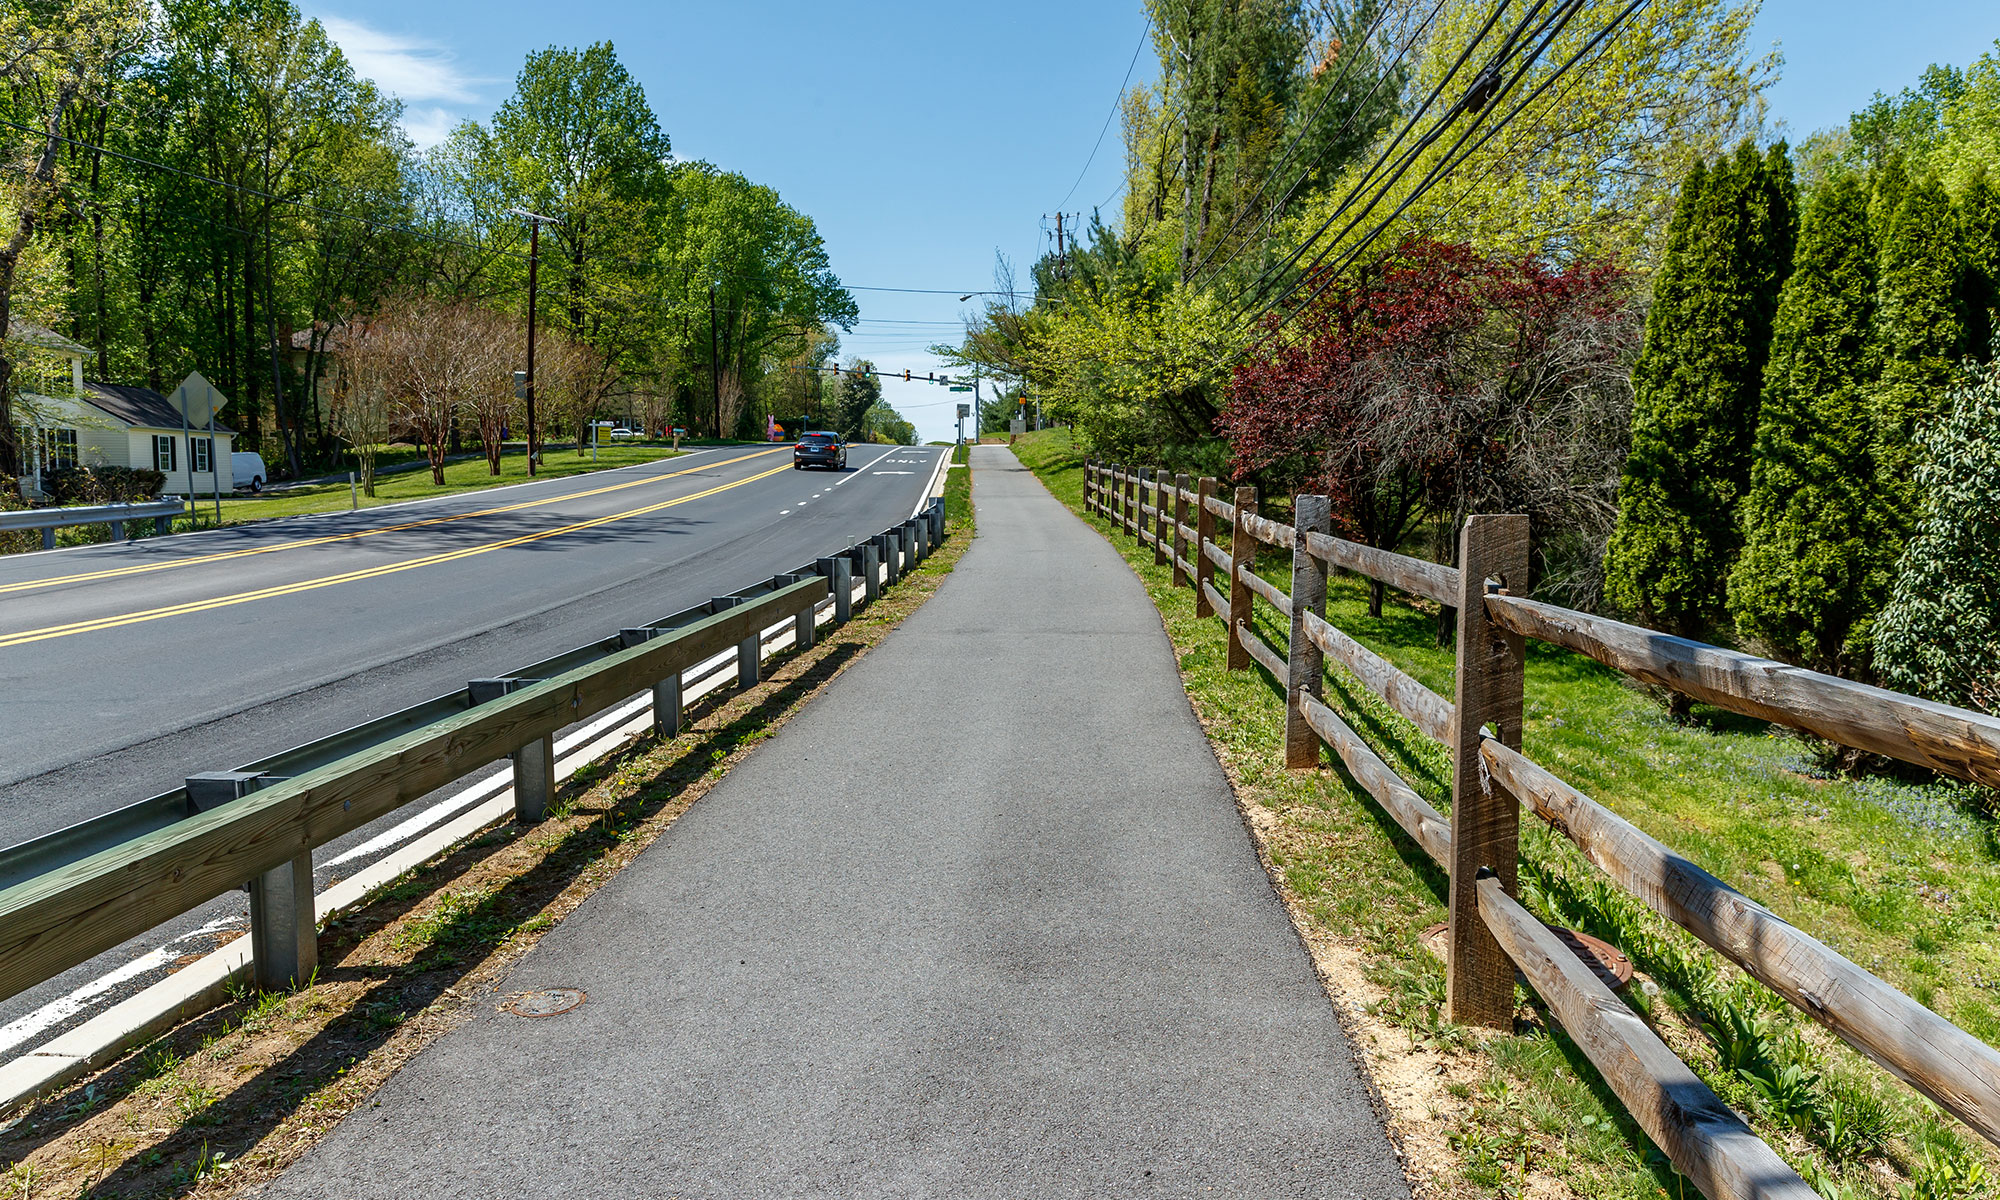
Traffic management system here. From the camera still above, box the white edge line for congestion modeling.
[915,446,951,518]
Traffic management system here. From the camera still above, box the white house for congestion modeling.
[10,320,235,499]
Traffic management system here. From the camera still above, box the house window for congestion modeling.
[189,436,212,475]
[152,434,177,473]
[41,428,77,471]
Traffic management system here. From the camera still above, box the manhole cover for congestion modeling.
[1421,921,1633,990]
[504,987,586,1018]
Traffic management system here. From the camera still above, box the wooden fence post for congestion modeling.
[1226,486,1257,671]
[1446,513,1531,1029]
[1152,469,1171,566]
[1286,495,1331,768]
[1085,461,1096,514]
[1136,468,1151,542]
[1126,467,1139,537]
[1194,477,1218,617]
[1171,473,1191,588]
[1113,464,1126,531]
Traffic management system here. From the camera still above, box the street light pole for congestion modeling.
[708,281,722,438]
[507,207,561,476]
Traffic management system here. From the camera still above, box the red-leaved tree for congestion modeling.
[1224,239,1636,614]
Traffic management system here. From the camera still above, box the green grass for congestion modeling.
[1010,427,2000,1200]
[151,443,699,531]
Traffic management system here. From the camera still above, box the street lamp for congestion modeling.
[506,207,560,475]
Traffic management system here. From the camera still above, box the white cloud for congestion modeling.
[316,14,483,107]
[399,106,462,150]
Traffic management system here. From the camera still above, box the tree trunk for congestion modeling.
[1369,578,1385,619]
[0,82,77,478]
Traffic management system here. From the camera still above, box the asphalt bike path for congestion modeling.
[258,446,1409,1199]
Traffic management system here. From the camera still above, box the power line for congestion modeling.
[1232,0,1647,362]
[1213,0,1550,335]
[1059,24,1152,210]
[1182,0,1409,287]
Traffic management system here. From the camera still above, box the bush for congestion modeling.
[1875,358,2000,711]
[0,474,34,555]
[42,464,167,506]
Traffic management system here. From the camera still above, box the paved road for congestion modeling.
[0,442,943,1053]
[261,447,1408,1199]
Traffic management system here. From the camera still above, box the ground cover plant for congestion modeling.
[1011,427,2000,1200]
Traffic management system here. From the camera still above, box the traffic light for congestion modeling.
[903,369,910,382]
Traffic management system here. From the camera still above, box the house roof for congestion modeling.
[80,382,236,434]
[7,318,89,357]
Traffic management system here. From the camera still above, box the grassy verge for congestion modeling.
[1011,427,2000,1200]
[0,481,974,1199]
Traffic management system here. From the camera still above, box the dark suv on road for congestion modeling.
[793,431,847,470]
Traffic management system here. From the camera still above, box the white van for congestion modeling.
[231,452,268,492]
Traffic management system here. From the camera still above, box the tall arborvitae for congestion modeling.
[1605,143,1795,645]
[1871,174,1966,515]
[1728,176,1894,674]
[1959,170,2000,360]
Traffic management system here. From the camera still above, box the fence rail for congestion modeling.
[0,499,949,1016]
[1082,461,2000,1199]
[0,497,187,549]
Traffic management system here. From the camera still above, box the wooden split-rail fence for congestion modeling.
[1084,460,2000,1200]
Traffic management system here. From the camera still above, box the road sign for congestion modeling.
[956,404,971,419]
[949,385,972,392]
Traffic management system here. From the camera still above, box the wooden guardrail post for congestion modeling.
[249,852,315,990]
[712,596,760,689]
[1171,473,1191,588]
[817,556,853,624]
[469,676,554,822]
[1226,486,1258,671]
[1152,469,1170,566]
[1286,495,1331,768]
[1446,513,1530,1028]
[1194,477,1218,617]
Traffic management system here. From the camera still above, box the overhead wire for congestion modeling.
[1211,0,1538,333]
[1181,0,1407,287]
[1059,25,1152,210]
[1230,0,1648,363]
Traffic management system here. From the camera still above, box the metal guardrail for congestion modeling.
[0,497,189,549]
[0,496,948,1007]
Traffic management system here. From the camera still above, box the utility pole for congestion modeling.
[507,207,560,476]
[1055,211,1066,280]
[708,281,722,438]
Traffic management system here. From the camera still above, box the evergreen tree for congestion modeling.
[1959,170,2000,360]
[1871,174,1966,514]
[1605,143,1795,642]
[1875,359,2000,711]
[1728,177,1894,674]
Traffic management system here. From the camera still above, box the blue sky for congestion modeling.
[310,1,2000,443]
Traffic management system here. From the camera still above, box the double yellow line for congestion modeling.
[0,447,788,599]
[0,460,796,650]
